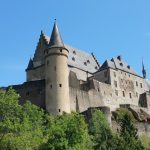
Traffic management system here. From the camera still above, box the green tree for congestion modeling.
[117,109,145,150]
[141,134,150,150]
[41,112,92,150]
[0,88,45,150]
[89,109,118,150]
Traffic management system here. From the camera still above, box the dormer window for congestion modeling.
[127,65,130,69]
[111,58,114,62]
[120,63,123,67]
[95,66,98,70]
[84,62,87,66]
[117,56,122,61]
[73,50,76,55]
[87,60,90,63]
[72,57,75,61]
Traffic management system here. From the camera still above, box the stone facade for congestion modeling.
[4,22,150,121]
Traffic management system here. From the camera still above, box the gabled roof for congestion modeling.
[66,44,99,73]
[26,58,33,71]
[100,59,115,70]
[42,33,100,73]
[36,31,49,49]
[100,56,137,75]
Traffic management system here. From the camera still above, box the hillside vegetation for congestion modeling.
[0,88,149,150]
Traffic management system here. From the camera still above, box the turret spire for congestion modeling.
[49,20,64,47]
[142,59,146,79]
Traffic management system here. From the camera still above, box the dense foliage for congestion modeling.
[0,88,149,150]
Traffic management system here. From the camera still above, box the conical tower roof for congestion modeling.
[49,21,64,48]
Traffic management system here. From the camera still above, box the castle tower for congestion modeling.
[45,21,70,114]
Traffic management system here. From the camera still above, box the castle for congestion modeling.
[7,21,150,119]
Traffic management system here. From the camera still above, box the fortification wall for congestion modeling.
[12,80,45,109]
[26,65,45,81]
[69,87,90,112]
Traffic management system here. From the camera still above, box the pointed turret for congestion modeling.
[26,58,33,71]
[142,59,146,79]
[49,21,64,48]
[45,21,70,115]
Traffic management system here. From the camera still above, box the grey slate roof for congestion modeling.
[66,44,99,73]
[49,22,64,48]
[100,56,137,75]
[100,59,115,70]
[43,34,100,73]
[26,58,34,71]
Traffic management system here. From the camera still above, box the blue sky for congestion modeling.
[0,0,150,86]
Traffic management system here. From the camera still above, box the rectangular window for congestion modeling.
[122,91,125,97]
[114,81,117,88]
[115,90,118,96]
[50,85,52,88]
[136,81,138,87]
[59,84,62,87]
[47,60,49,66]
[129,93,132,99]
[140,83,143,88]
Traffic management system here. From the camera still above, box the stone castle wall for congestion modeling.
[26,65,45,81]
[12,80,45,109]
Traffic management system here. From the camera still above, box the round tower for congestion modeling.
[45,21,70,115]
